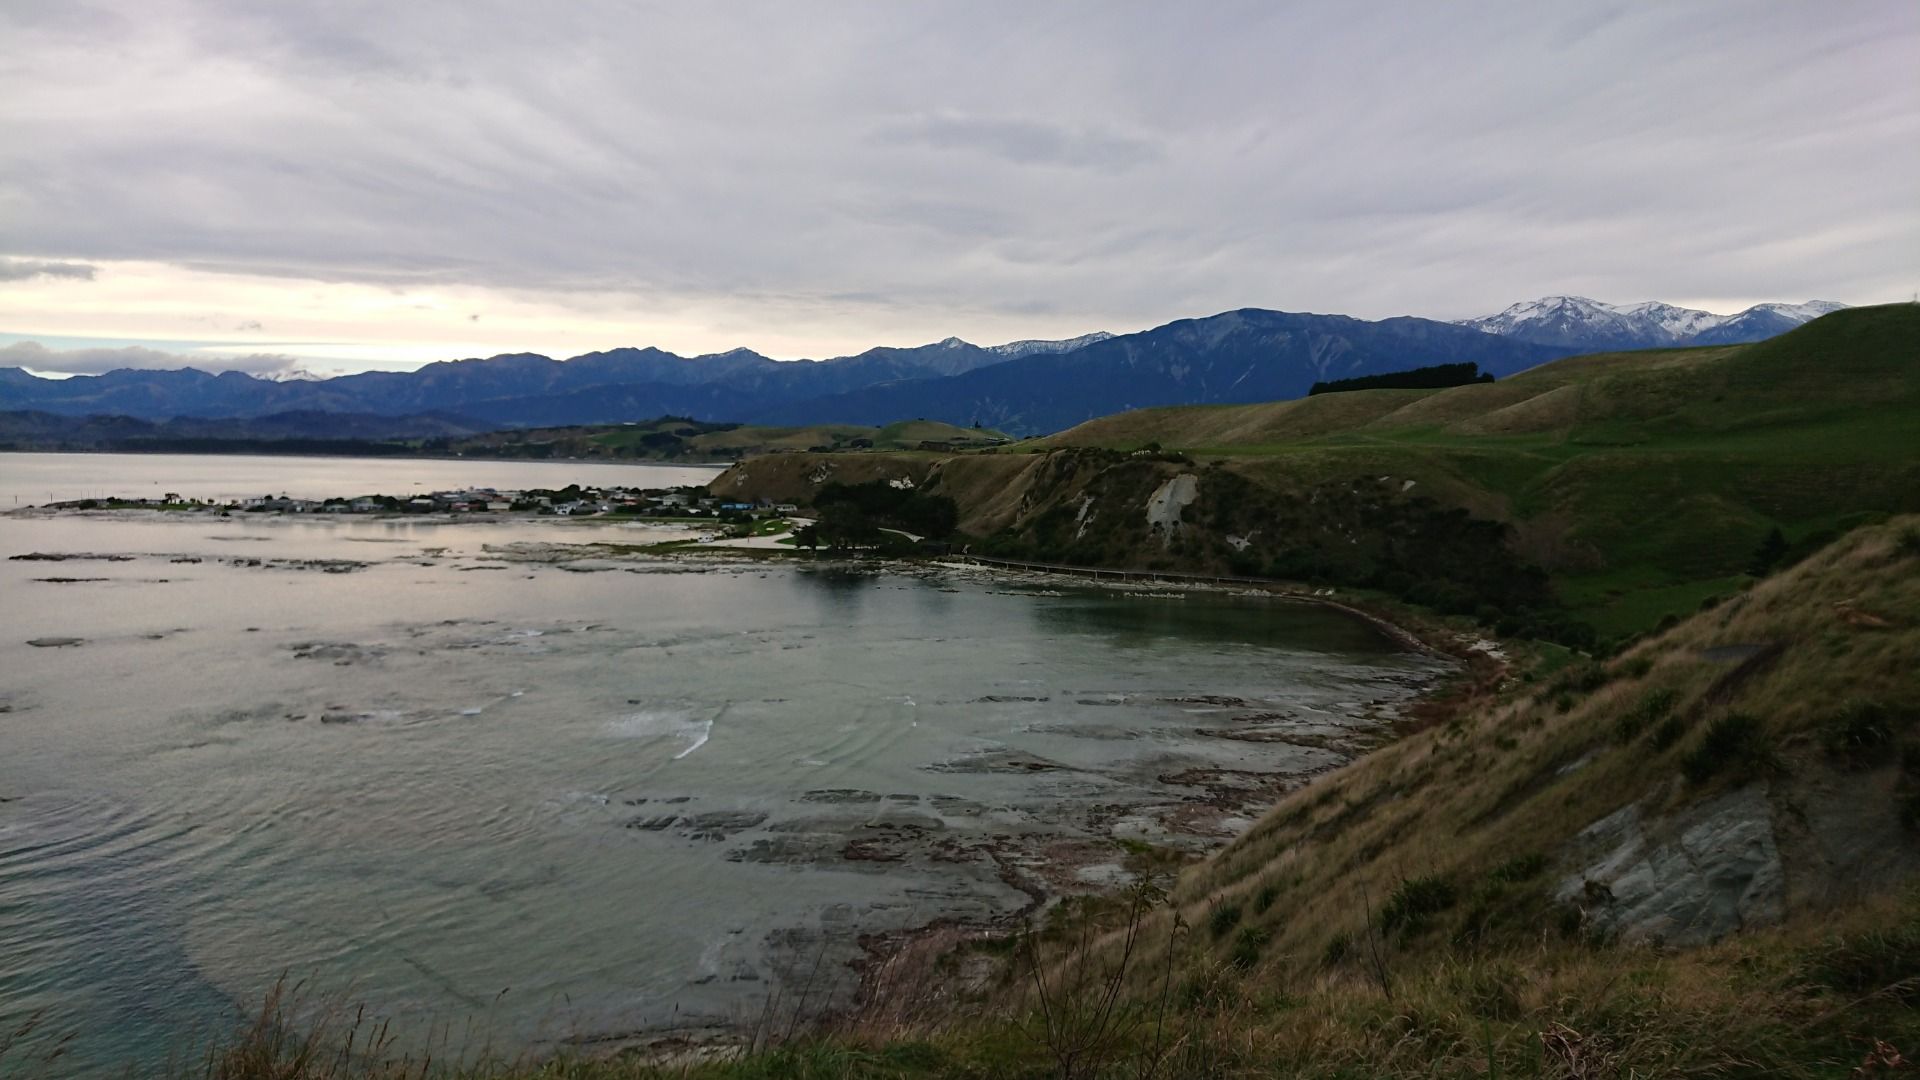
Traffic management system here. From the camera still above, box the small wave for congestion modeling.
[607,708,692,738]
[673,719,714,760]
[609,708,714,759]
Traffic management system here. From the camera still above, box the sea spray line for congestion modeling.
[674,718,715,760]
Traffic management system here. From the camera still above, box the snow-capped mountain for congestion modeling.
[1750,301,1849,322]
[1460,296,1846,351]
[984,331,1114,359]
[1612,300,1729,341]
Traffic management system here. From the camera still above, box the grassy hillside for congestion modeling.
[447,417,1010,462]
[130,518,1920,1079]
[952,513,1920,1079]
[1016,305,1920,639]
[715,306,1915,644]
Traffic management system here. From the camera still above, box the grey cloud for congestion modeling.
[0,0,127,35]
[0,341,302,377]
[873,113,1162,171]
[0,258,98,282]
[0,1,1913,350]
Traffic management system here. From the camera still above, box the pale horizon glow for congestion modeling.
[3,2,1915,377]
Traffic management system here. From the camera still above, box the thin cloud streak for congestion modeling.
[0,258,98,282]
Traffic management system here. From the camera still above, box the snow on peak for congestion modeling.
[985,331,1115,358]
[1488,295,1609,318]
[1460,295,1847,348]
[1748,300,1848,321]
[1612,301,1728,338]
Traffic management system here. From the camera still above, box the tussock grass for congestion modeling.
[145,895,1920,1078]
[1679,711,1774,784]
[1612,686,1679,743]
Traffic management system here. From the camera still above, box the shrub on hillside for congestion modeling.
[1321,931,1352,967]
[1615,688,1681,744]
[1538,662,1610,713]
[1681,712,1774,784]
[1820,700,1913,767]
[1229,926,1271,971]
[1486,853,1548,884]
[1379,875,1456,934]
[1747,526,1789,577]
[1650,714,1690,752]
[1455,855,1555,948]
[1614,656,1655,679]
[811,480,958,538]
[1901,743,1920,833]
[1208,903,1243,939]
[1802,907,1920,1003]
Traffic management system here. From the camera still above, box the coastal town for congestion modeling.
[21,472,987,557]
[41,483,799,521]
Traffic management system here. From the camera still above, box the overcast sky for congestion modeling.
[2,0,1915,376]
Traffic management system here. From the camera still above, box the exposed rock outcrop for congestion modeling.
[1144,474,1199,544]
[1557,785,1784,946]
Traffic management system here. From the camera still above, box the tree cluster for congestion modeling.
[812,480,958,539]
[1308,362,1494,396]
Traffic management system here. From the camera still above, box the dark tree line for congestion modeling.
[797,480,959,550]
[1308,362,1494,396]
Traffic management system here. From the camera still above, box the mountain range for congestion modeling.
[0,298,1845,437]
[1458,295,1845,351]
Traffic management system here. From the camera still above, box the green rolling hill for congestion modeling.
[446,416,1011,461]
[717,305,1920,643]
[1031,304,1920,638]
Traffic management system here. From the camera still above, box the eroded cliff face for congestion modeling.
[708,449,1172,539]
[713,448,1565,632]
[708,452,944,506]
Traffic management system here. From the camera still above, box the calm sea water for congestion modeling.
[0,459,1446,1077]
[0,451,725,506]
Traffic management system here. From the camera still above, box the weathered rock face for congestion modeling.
[1144,474,1199,544]
[1557,785,1784,946]
[714,449,1555,617]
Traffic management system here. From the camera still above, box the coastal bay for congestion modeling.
[0,500,1448,1075]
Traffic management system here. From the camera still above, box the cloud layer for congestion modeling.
[0,341,302,377]
[1,1,1915,367]
[0,258,98,282]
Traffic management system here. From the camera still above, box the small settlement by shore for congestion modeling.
[38,482,799,521]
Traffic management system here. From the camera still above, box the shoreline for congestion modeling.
[828,559,1504,1038]
[592,553,1500,1059]
[0,446,742,468]
[5,507,1499,1064]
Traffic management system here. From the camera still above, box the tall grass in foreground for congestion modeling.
[28,889,1907,1080]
